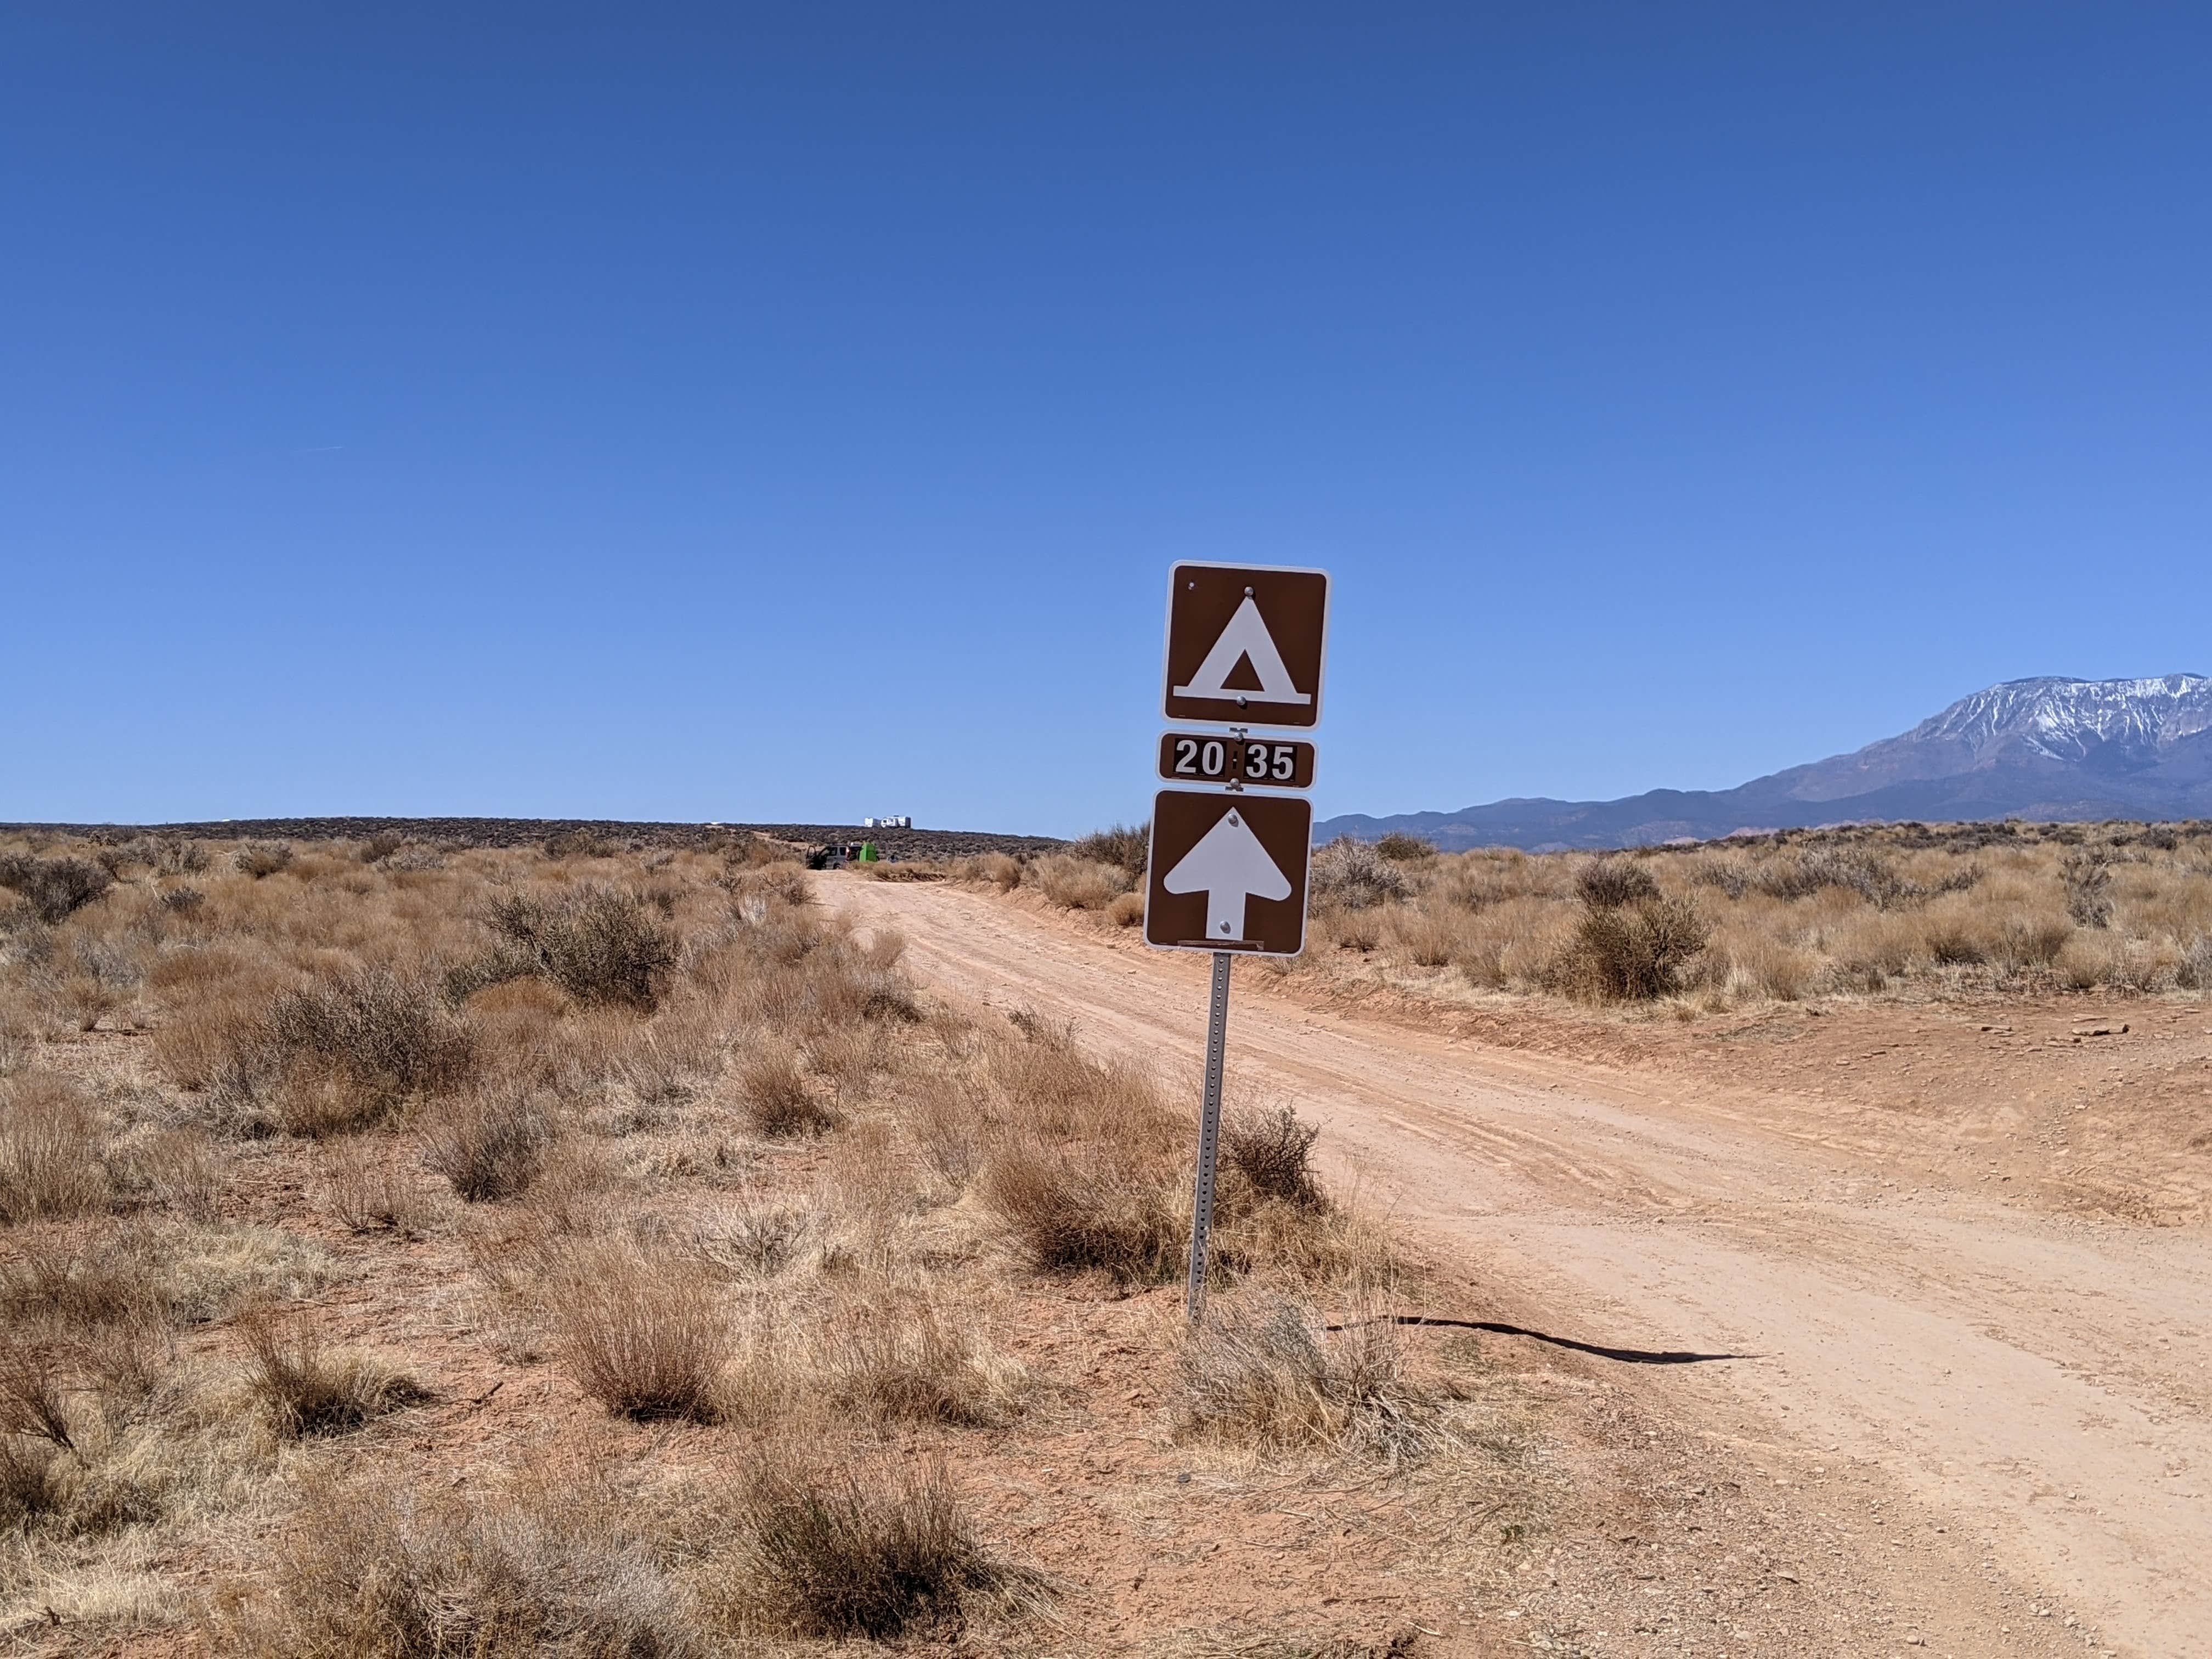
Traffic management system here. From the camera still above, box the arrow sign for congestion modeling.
[1146,791,1311,955]
[1162,805,1291,941]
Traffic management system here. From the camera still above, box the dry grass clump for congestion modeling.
[1029,854,1130,912]
[0,1072,114,1223]
[232,842,294,879]
[1176,1295,1443,1464]
[234,966,479,1136]
[728,1458,1008,1640]
[420,1090,554,1201]
[221,1470,706,1658]
[822,1279,1029,1427]
[237,1305,426,1436]
[478,885,679,1011]
[323,1137,432,1234]
[550,1240,730,1421]
[736,1047,839,1138]
[1310,837,1410,910]
[975,1031,1186,1283]
[1068,822,1149,876]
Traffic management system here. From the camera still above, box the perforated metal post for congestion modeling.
[1186,950,1234,1322]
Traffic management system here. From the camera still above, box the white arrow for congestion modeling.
[1162,806,1292,943]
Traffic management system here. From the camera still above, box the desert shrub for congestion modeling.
[359,830,407,864]
[221,1473,704,1658]
[0,1435,66,1530]
[238,1306,426,1435]
[2179,933,2212,991]
[1068,823,1149,877]
[1384,905,1475,968]
[442,941,543,1006]
[552,1241,730,1421]
[2062,849,2114,928]
[972,852,1023,892]
[1373,833,1435,862]
[421,1091,553,1201]
[324,1138,430,1234]
[154,839,210,876]
[233,842,295,879]
[825,1284,1026,1427]
[0,1072,112,1224]
[1175,1296,1439,1463]
[1922,915,1991,966]
[0,854,113,924]
[1309,838,1408,910]
[1030,855,1129,912]
[1994,913,2075,972]
[1105,890,1146,928]
[734,1459,1002,1640]
[1222,1105,1323,1209]
[737,1049,838,1138]
[252,966,478,1133]
[1558,895,1708,1001]
[0,1343,78,1451]
[981,1138,1182,1283]
[484,885,678,1011]
[159,884,206,916]
[1575,856,1661,909]
[114,1126,222,1221]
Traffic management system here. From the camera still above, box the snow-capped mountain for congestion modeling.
[1319,675,2212,851]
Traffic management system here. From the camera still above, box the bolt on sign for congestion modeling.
[1143,562,1328,1321]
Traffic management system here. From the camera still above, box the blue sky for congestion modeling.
[5,5,2208,837]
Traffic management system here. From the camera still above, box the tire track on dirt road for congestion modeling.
[830,874,2212,1656]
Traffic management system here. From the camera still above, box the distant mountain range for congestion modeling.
[1317,675,2212,851]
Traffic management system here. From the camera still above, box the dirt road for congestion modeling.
[830,874,2212,1657]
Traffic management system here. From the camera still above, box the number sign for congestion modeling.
[1156,732,1317,789]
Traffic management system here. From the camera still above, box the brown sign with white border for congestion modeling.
[1161,563,1328,729]
[1143,790,1312,956]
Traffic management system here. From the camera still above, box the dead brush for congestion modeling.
[823,1280,1028,1428]
[232,842,295,879]
[114,1126,223,1221]
[217,1468,706,1658]
[0,1341,78,1452]
[1029,854,1129,912]
[1222,1104,1324,1210]
[0,853,114,924]
[0,1434,67,1530]
[420,1088,554,1200]
[1556,894,1709,1001]
[730,1456,1012,1640]
[981,1136,1182,1283]
[235,964,479,1136]
[323,1138,431,1235]
[0,1071,113,1223]
[236,1305,426,1436]
[480,885,679,1011]
[550,1239,731,1421]
[736,1047,839,1138]
[1176,1294,1445,1465]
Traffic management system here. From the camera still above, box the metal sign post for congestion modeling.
[1144,561,1329,1324]
[1186,950,1233,1321]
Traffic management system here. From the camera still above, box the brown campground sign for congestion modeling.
[1143,790,1312,956]
[1161,563,1328,728]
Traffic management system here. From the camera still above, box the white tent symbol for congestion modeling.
[1174,595,1312,707]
